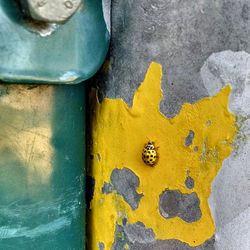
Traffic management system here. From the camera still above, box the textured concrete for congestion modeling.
[112,223,215,250]
[159,190,201,223]
[111,224,215,250]
[202,50,250,249]
[129,237,215,250]
[95,0,250,117]
[110,168,143,210]
[215,207,250,250]
[92,0,250,249]
[123,222,155,244]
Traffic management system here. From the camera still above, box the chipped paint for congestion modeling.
[89,62,236,249]
[159,189,201,223]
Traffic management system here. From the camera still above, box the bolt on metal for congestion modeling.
[21,0,82,23]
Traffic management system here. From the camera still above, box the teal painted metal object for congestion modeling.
[0,0,109,249]
[0,84,86,249]
[0,0,109,84]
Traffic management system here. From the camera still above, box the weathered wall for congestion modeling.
[89,1,250,249]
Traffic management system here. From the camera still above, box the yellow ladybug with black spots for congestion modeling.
[142,141,158,166]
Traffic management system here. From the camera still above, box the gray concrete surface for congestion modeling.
[159,190,201,223]
[95,0,250,118]
[93,0,250,249]
[110,168,143,210]
[202,50,250,250]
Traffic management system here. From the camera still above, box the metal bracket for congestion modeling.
[20,0,82,23]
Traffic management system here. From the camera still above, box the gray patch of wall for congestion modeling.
[159,189,201,223]
[130,237,215,250]
[185,130,195,147]
[202,51,250,250]
[185,176,195,190]
[110,168,143,210]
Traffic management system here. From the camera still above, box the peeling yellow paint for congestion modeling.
[89,62,236,249]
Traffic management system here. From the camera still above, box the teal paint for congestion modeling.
[0,84,86,249]
[0,0,109,84]
[0,0,109,248]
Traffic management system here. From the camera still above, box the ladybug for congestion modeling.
[142,141,158,166]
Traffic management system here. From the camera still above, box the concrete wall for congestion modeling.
[89,1,250,250]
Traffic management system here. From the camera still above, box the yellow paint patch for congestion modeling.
[89,62,236,249]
